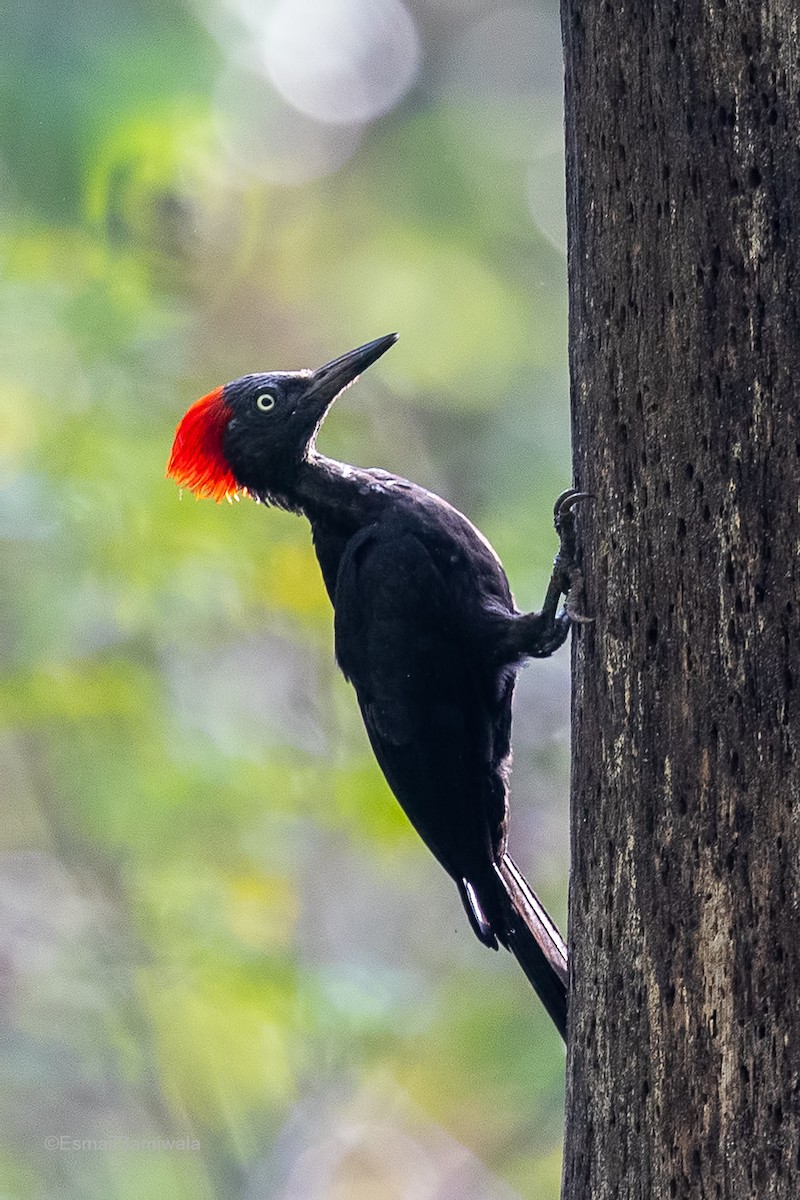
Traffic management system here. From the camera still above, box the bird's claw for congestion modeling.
[553,488,594,530]
[552,488,593,625]
[504,488,593,660]
[563,576,594,624]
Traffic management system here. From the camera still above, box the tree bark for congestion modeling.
[560,4,800,1197]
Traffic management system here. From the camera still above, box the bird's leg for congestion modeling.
[497,489,592,662]
[542,487,592,619]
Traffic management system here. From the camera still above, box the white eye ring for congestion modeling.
[256,392,276,411]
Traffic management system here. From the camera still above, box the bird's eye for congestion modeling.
[256,392,276,411]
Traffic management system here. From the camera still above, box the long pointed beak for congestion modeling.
[306,333,397,403]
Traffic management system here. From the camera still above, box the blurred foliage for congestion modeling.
[0,0,571,1196]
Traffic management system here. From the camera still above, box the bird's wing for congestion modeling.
[332,523,510,885]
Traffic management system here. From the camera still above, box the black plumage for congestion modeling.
[177,335,587,1038]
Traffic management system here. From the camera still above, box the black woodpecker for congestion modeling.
[168,334,588,1039]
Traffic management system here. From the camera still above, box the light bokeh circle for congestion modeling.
[263,0,420,125]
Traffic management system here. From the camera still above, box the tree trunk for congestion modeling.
[560,4,800,1197]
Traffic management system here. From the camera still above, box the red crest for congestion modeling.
[166,387,240,502]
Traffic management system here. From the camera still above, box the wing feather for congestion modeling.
[333,523,510,882]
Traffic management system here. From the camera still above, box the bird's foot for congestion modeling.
[552,489,593,625]
[508,489,592,659]
[489,488,592,662]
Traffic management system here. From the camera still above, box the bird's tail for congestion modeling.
[494,854,568,1040]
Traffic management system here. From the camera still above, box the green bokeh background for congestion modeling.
[1,1,571,1196]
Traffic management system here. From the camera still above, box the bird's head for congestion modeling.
[167,333,398,505]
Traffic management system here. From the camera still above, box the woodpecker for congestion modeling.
[167,334,587,1038]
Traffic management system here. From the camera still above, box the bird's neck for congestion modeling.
[292,452,383,530]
